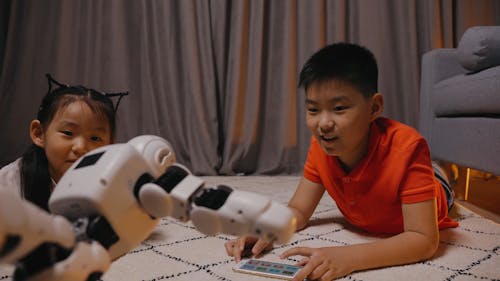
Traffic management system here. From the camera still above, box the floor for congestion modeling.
[102,176,500,280]
[1,175,499,281]
[456,200,500,224]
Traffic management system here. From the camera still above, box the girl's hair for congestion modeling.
[20,74,127,210]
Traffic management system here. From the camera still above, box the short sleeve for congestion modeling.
[0,158,23,197]
[399,140,437,204]
[303,137,322,184]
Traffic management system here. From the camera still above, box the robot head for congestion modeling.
[127,135,176,177]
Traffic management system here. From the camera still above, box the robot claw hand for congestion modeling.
[138,164,297,244]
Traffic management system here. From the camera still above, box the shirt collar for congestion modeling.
[328,119,382,180]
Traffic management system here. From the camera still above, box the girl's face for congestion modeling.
[305,80,382,171]
[31,100,112,182]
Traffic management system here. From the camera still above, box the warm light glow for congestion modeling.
[464,168,471,201]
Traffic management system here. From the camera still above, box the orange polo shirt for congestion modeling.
[303,117,458,234]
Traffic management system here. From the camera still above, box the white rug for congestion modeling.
[1,176,499,281]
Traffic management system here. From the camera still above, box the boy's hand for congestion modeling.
[224,236,273,262]
[280,246,353,281]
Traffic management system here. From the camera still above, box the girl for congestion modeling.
[0,74,127,211]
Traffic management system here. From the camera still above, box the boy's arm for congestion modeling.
[287,177,326,230]
[282,198,439,281]
[252,177,324,254]
[225,177,324,261]
[347,198,439,268]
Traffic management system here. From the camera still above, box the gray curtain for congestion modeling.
[1,0,499,175]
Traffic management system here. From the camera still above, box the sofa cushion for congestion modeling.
[432,66,500,116]
[458,26,500,73]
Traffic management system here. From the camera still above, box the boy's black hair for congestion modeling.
[20,74,126,210]
[298,42,378,98]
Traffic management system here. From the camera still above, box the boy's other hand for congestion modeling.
[224,236,273,262]
[280,246,353,281]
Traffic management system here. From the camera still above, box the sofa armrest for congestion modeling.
[418,48,465,141]
[421,48,465,85]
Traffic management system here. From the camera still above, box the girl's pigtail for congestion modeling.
[20,145,52,211]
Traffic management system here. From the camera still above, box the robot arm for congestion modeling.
[137,163,297,244]
[127,136,296,243]
[0,190,110,281]
[192,186,296,244]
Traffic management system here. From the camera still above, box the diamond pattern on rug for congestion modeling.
[1,176,498,281]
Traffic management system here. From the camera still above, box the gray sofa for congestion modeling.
[419,26,500,175]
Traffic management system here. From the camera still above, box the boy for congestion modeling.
[225,43,458,280]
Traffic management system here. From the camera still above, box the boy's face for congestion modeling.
[31,100,112,182]
[305,80,382,170]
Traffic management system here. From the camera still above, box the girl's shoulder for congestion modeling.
[0,158,22,196]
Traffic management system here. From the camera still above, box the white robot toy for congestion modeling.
[1,135,297,281]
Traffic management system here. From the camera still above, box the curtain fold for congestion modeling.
[1,0,499,175]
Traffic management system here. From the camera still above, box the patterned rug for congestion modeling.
[1,176,499,281]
